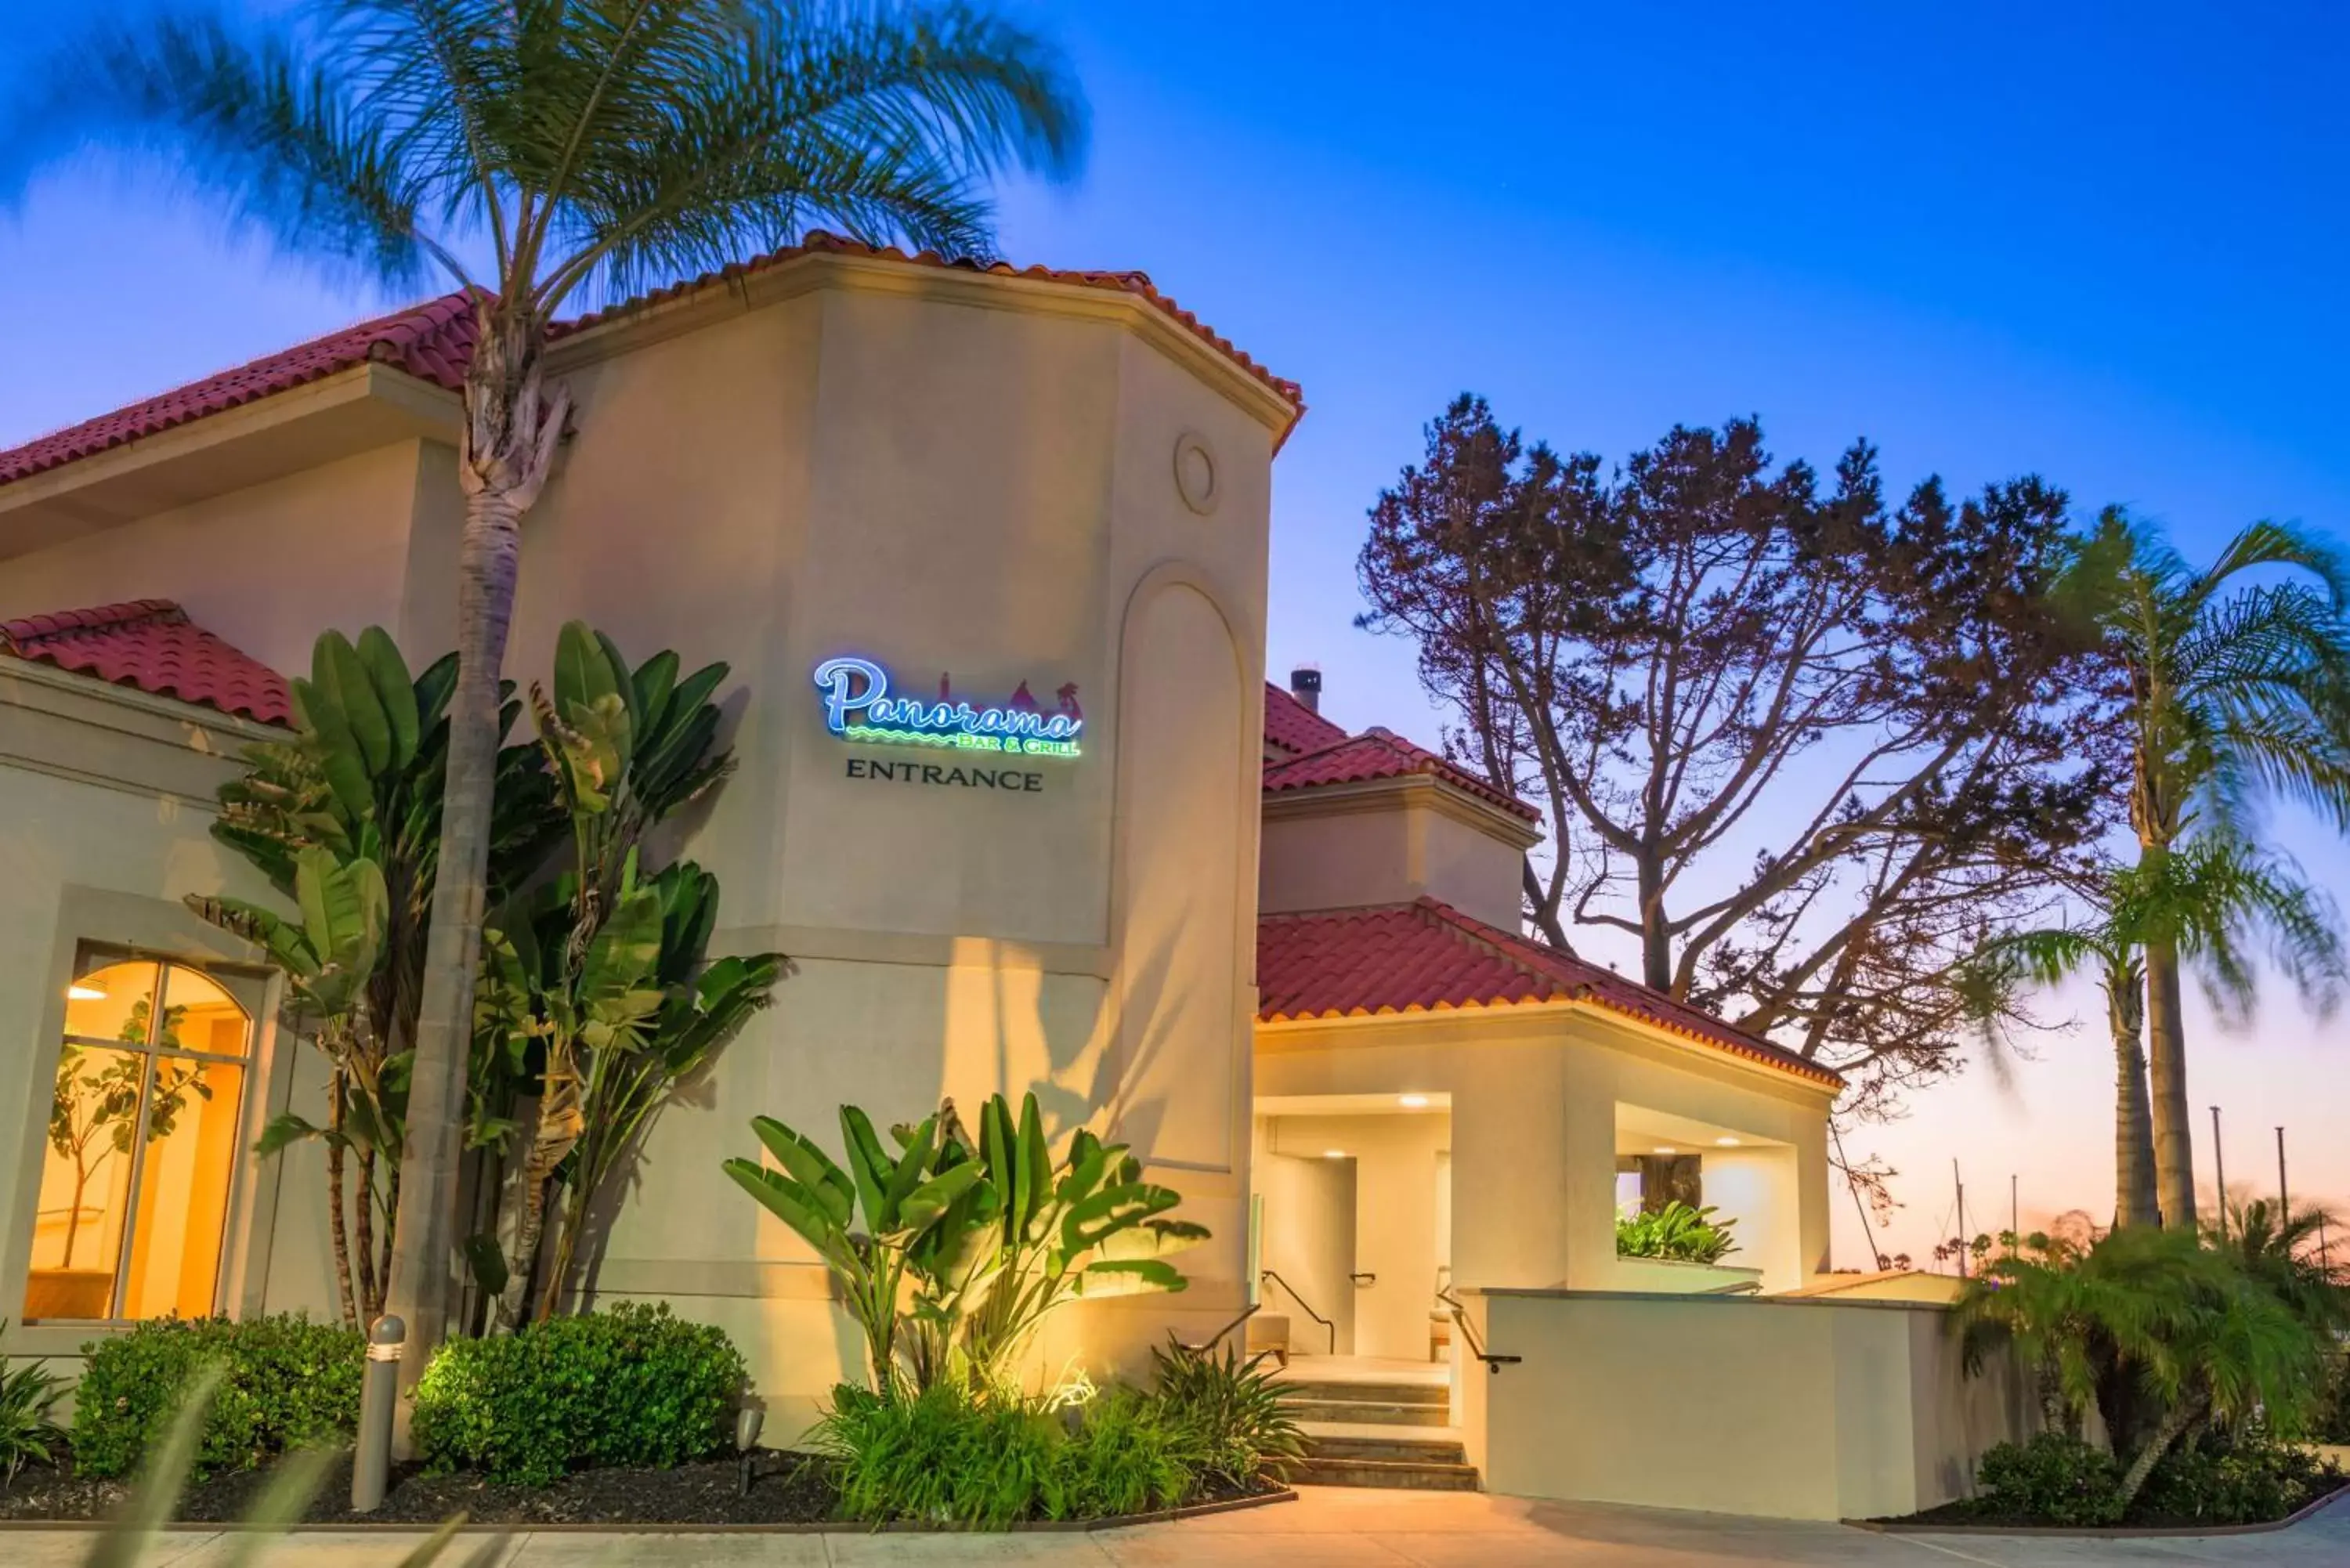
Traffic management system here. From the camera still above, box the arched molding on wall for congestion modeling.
[1104,558,1263,1177]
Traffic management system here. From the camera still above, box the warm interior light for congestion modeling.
[1398,1093,1430,1109]
[67,982,107,1002]
[1323,1149,1347,1159]
[1654,1146,1678,1155]
[1716,1136,1741,1147]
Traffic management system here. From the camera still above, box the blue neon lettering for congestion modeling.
[813,656,1084,756]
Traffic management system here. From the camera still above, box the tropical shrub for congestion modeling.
[1148,1335,1303,1486]
[410,1301,745,1485]
[70,1315,361,1480]
[2135,1424,2339,1526]
[478,624,783,1327]
[193,627,561,1330]
[0,1323,66,1483]
[1958,1225,2334,1512]
[1614,1201,1738,1265]
[2318,1353,2350,1444]
[1973,1433,2124,1526]
[725,1092,1205,1392]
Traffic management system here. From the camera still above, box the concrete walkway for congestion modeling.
[3,1484,2346,1566]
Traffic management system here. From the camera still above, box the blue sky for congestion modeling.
[2,2,2345,1263]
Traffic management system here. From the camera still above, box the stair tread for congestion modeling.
[1298,1419,1459,1442]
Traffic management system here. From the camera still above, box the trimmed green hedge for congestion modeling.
[71,1315,362,1479]
[410,1301,746,1485]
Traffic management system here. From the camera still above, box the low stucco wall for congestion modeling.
[1456,1288,2033,1521]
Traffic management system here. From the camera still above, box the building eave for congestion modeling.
[0,363,461,562]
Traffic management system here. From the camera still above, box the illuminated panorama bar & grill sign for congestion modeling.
[814,656,1083,796]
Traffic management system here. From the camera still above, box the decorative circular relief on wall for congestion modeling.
[1173,431,1220,516]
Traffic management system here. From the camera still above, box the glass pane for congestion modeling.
[22,1044,143,1320]
[63,959,160,1046]
[161,965,253,1058]
[119,1058,246,1321]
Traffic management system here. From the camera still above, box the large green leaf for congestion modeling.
[723,1158,857,1274]
[894,1160,986,1235]
[355,626,420,771]
[315,630,392,779]
[750,1116,855,1227]
[839,1105,895,1234]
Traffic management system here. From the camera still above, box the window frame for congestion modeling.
[26,943,270,1327]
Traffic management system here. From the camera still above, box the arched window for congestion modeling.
[24,952,260,1322]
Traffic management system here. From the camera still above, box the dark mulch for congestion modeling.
[0,1449,841,1527]
[1873,1472,2348,1533]
[0,1451,1281,1529]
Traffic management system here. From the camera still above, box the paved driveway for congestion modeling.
[3,1485,2345,1566]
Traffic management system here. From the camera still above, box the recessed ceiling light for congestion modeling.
[1654,1146,1677,1155]
[67,982,107,1002]
[1398,1093,1430,1109]
[1716,1136,1741,1147]
[1323,1149,1347,1159]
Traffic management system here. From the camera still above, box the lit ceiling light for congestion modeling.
[1654,1146,1677,1156]
[1398,1093,1430,1109]
[1716,1136,1741,1147]
[1323,1149,1347,1159]
[67,982,107,1002]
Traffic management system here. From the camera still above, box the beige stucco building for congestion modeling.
[0,238,2025,1519]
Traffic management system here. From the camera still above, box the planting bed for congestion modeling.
[0,1450,1285,1529]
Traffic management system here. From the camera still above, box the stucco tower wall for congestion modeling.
[490,269,1277,1427]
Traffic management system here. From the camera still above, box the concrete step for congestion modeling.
[1289,1454,1482,1491]
[1278,1378,1450,1408]
[1286,1397,1449,1426]
[1302,1433,1467,1466]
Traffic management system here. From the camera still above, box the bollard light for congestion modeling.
[736,1404,765,1497]
[352,1314,404,1513]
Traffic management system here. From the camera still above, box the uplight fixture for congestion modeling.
[1398,1093,1430,1109]
[1716,1136,1741,1147]
[1323,1149,1347,1160]
[67,982,107,1002]
[1654,1146,1678,1155]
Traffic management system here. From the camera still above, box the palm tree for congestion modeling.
[1969,834,2345,1231]
[1960,1225,2328,1512]
[2059,511,2350,1229]
[12,0,1083,1386]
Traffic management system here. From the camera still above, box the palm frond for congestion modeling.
[13,8,431,288]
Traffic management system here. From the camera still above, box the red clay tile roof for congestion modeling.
[1256,898,1843,1088]
[0,232,1300,490]
[1262,727,1542,822]
[0,601,290,724]
[1264,681,1347,756]
[565,233,1305,432]
[0,296,476,486]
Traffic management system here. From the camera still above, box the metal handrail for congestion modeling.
[1258,1269,1338,1354]
[1436,1288,1520,1373]
[1184,1302,1262,1353]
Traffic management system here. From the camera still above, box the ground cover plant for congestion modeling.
[0,1321,65,1483]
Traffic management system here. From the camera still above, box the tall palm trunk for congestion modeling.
[2142,931,2195,1230]
[2102,957,2158,1230]
[386,307,567,1422]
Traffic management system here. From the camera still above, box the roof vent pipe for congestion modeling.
[1289,664,1323,714]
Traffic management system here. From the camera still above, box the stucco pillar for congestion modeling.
[1450,1041,1572,1290]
